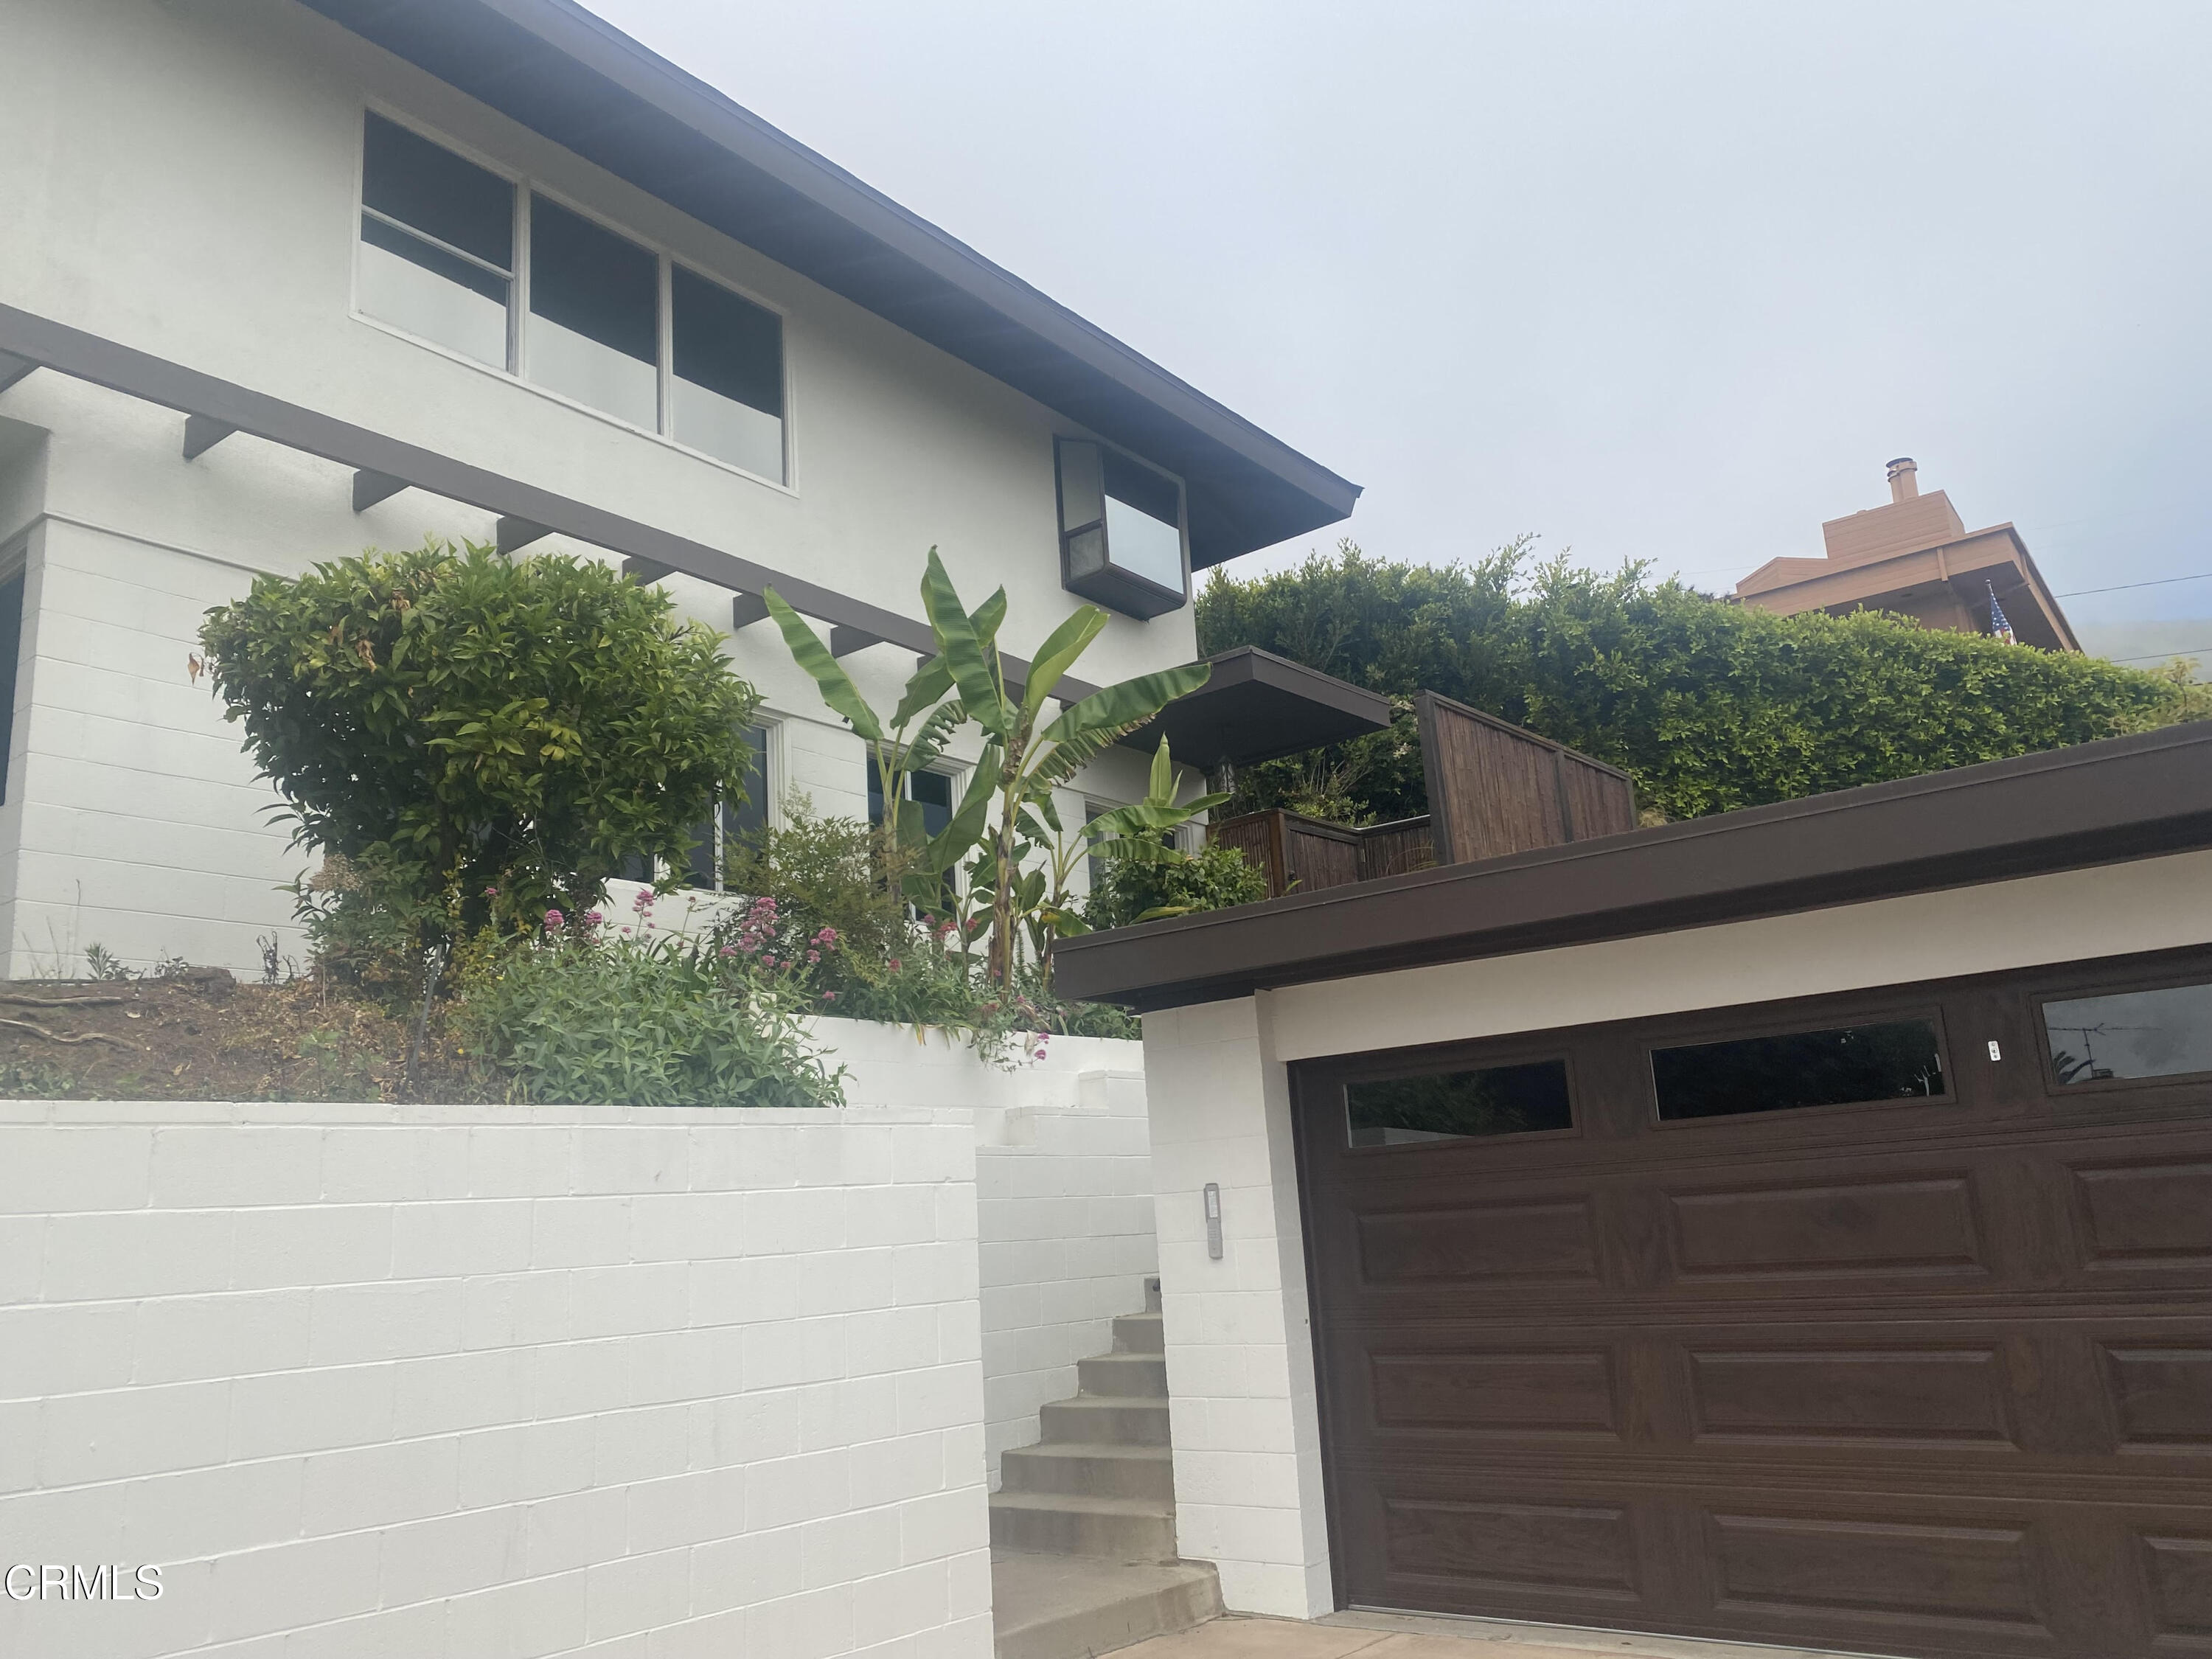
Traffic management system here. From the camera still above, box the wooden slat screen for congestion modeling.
[1357,817,1435,881]
[1416,692,1636,866]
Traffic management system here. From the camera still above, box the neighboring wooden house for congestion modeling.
[1736,458,2079,650]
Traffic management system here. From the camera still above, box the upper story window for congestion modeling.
[359,114,514,370]
[1055,438,1188,619]
[355,112,787,485]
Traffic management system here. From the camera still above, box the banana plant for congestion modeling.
[916,549,1212,987]
[1013,734,1228,987]
[760,571,1001,890]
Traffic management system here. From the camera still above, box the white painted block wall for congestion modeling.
[1138,996,1334,1621]
[0,1099,994,1658]
[818,1020,1160,1487]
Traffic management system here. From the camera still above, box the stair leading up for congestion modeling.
[989,1280,1222,1659]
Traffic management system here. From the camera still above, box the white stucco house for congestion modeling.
[0,0,1361,980]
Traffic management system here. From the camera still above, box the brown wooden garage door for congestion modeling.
[1293,946,2212,1659]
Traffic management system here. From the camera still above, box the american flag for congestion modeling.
[1986,580,2017,644]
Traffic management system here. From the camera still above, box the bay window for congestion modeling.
[1056,437,1188,618]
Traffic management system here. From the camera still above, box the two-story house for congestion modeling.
[0,0,1360,977]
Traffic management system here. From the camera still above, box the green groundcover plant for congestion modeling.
[454,896,846,1108]
[1200,538,2212,824]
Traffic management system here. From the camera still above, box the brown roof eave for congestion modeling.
[1054,720,2212,1010]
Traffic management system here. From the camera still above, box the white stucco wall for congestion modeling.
[0,0,1185,976]
[0,1099,993,1659]
[1139,847,2212,1619]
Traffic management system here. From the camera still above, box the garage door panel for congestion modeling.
[1318,1135,2212,1315]
[1347,1472,2118,1655]
[1703,1510,2047,1637]
[1354,1197,1599,1286]
[2140,1533,2212,1646]
[1380,1492,1645,1601]
[2070,1158,2212,1268]
[1296,949,2212,1656]
[1685,1344,2017,1446]
[1663,1172,1991,1281]
[1333,1315,2211,1475]
[2104,1346,2212,1449]
[1368,1346,1621,1436]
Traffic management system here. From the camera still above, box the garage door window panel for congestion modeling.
[1346,1060,1574,1148]
[1652,1018,1949,1124]
[2041,978,2212,1090]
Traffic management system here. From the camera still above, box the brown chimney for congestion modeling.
[1886,457,1919,503]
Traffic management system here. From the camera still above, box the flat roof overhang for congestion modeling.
[294,0,1360,567]
[1054,719,2212,1011]
[1117,647,1392,771]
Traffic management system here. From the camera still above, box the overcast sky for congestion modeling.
[585,0,2212,658]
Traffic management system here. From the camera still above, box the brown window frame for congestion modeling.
[1300,1032,1586,1158]
[2028,958,2212,1099]
[1641,1000,1958,1133]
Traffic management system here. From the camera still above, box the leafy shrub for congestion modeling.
[1085,841,1270,931]
[456,921,843,1109]
[720,799,910,970]
[710,819,1144,1056]
[200,540,762,947]
[1201,539,2212,824]
[819,927,1138,1060]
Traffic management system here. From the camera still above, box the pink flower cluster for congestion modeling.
[718,900,841,987]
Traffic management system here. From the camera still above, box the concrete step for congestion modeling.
[989,1491,1179,1560]
[1040,1394,1170,1447]
[1111,1310,1164,1355]
[1000,1441,1176,1502]
[992,1550,1220,1659]
[1079,1352,1167,1399]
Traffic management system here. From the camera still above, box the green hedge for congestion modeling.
[1200,540,2211,824]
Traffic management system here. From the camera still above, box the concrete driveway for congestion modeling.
[1112,1609,1859,1659]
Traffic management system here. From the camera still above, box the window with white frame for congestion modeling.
[356,112,788,484]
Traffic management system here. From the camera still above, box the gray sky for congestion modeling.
[585,0,2212,658]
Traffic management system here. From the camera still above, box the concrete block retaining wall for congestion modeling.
[0,1098,994,1658]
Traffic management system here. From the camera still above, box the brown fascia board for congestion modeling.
[1052,719,2212,1010]
[0,300,1106,698]
[1733,555,1826,597]
[291,0,1360,566]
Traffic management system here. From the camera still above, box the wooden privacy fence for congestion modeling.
[1206,812,1438,900]
[1206,696,1635,899]
[1415,690,1637,863]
